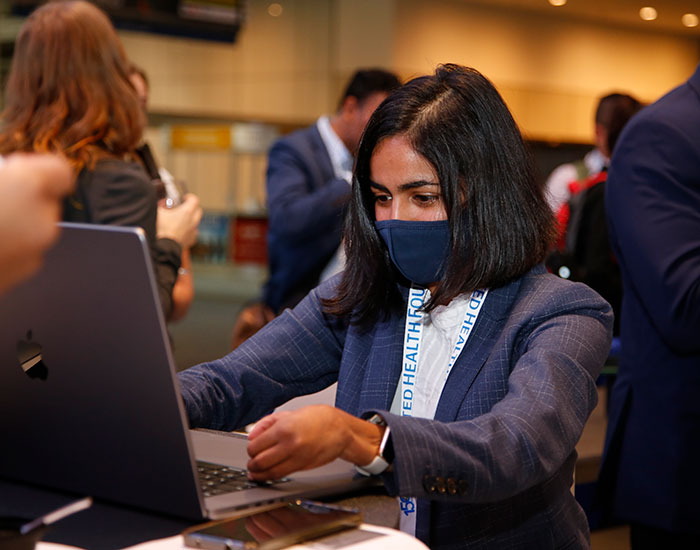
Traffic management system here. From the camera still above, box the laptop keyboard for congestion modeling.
[196,461,288,497]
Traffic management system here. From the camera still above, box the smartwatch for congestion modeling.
[355,414,393,476]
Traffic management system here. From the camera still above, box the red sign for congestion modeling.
[230,216,268,265]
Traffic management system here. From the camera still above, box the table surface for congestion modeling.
[2,479,425,550]
[34,524,426,550]
[129,524,426,550]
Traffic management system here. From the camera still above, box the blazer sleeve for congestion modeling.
[371,283,612,503]
[178,277,348,431]
[606,117,700,352]
[266,137,351,244]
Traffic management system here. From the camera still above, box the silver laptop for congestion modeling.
[0,223,374,520]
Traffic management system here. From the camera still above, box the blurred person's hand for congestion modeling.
[0,153,74,295]
[156,193,202,250]
[230,302,275,350]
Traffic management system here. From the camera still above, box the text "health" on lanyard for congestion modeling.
[400,286,488,419]
[397,285,487,537]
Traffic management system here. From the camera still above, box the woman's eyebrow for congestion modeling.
[369,180,440,192]
[398,181,440,191]
[369,181,389,192]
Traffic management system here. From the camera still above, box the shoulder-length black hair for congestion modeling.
[324,64,555,327]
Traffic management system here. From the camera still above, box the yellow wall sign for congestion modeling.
[170,126,232,150]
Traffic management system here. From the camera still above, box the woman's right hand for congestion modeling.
[246,405,385,481]
[156,193,202,249]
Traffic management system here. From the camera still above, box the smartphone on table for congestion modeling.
[182,500,361,550]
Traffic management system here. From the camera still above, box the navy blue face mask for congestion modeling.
[375,219,451,286]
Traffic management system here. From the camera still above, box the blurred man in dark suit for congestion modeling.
[599,62,700,548]
[263,69,400,313]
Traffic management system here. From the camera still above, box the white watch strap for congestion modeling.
[355,424,391,476]
[355,454,390,476]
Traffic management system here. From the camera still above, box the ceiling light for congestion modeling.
[639,7,657,21]
[681,13,699,28]
[548,0,567,6]
[268,3,283,17]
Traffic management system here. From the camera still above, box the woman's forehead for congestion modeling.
[369,136,438,186]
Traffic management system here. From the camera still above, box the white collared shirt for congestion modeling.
[389,291,475,420]
[316,116,353,184]
[389,289,487,536]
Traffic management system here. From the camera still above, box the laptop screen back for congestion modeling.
[0,223,204,519]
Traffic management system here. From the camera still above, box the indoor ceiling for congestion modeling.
[462,0,700,36]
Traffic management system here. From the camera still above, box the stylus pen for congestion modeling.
[20,496,93,535]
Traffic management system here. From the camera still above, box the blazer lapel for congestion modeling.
[356,288,409,413]
[434,277,522,422]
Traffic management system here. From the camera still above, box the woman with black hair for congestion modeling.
[179,64,612,549]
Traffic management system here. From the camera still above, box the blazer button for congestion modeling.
[436,476,446,494]
[457,480,468,496]
[447,477,457,495]
[423,474,437,493]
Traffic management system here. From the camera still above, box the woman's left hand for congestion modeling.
[246,405,383,481]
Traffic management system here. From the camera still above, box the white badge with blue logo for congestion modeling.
[395,285,487,536]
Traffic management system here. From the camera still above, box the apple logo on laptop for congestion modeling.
[17,330,48,380]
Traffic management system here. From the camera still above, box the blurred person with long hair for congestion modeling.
[0,0,201,319]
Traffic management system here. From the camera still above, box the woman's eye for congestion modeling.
[414,194,439,205]
[374,194,391,204]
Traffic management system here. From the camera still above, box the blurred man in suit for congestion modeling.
[262,69,400,313]
[598,62,700,548]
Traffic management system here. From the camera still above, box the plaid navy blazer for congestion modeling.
[179,265,613,549]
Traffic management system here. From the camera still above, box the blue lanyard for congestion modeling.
[397,285,488,535]
[399,286,488,419]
